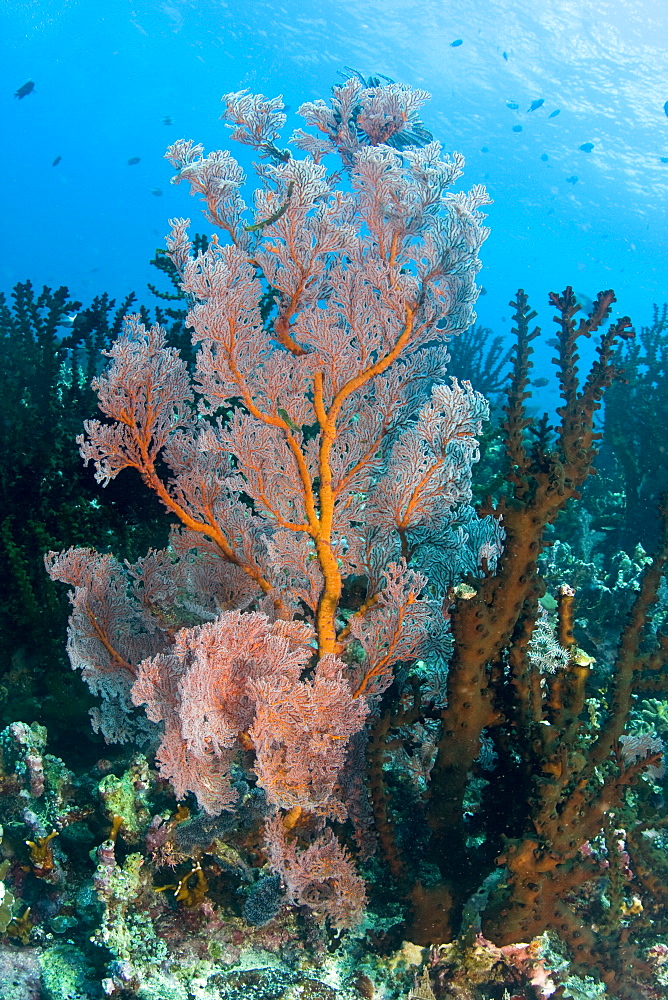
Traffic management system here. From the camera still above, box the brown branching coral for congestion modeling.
[371,290,668,997]
[420,289,634,902]
[603,302,668,554]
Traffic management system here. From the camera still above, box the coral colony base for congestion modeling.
[0,77,666,999]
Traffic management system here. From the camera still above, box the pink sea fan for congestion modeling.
[263,814,367,929]
[221,89,287,150]
[155,719,238,816]
[44,547,168,743]
[348,560,432,699]
[294,76,431,167]
[132,610,350,815]
[249,653,368,819]
[78,317,193,488]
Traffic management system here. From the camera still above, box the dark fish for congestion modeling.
[481,145,489,153]
[450,39,463,47]
[540,153,548,161]
[579,142,594,152]
[512,125,523,132]
[151,188,163,196]
[15,80,35,99]
[546,338,559,348]
[52,155,62,167]
[574,291,594,313]
[527,99,544,112]
[278,408,301,431]
[566,175,578,184]
[549,109,561,118]
[127,156,141,165]
[244,180,295,232]
[506,101,519,109]
[531,378,549,388]
[163,116,173,125]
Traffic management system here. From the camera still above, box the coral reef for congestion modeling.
[0,75,666,1000]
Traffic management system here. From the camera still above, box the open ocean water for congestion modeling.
[3,0,668,330]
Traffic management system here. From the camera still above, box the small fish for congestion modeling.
[127,156,141,165]
[574,291,594,313]
[479,286,487,295]
[549,109,561,118]
[151,187,163,196]
[481,145,489,153]
[244,180,295,232]
[546,338,559,348]
[503,51,508,60]
[661,157,668,163]
[579,142,594,152]
[527,99,544,112]
[664,100,668,117]
[512,125,523,132]
[277,408,300,431]
[15,80,35,99]
[52,155,62,167]
[531,377,549,388]
[506,101,519,109]
[540,153,548,161]
[566,175,578,184]
[450,38,463,47]
[163,115,173,125]
[540,593,558,611]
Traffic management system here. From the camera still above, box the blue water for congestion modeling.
[3,0,667,337]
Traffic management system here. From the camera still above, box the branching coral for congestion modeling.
[603,302,668,553]
[423,289,636,892]
[368,288,668,998]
